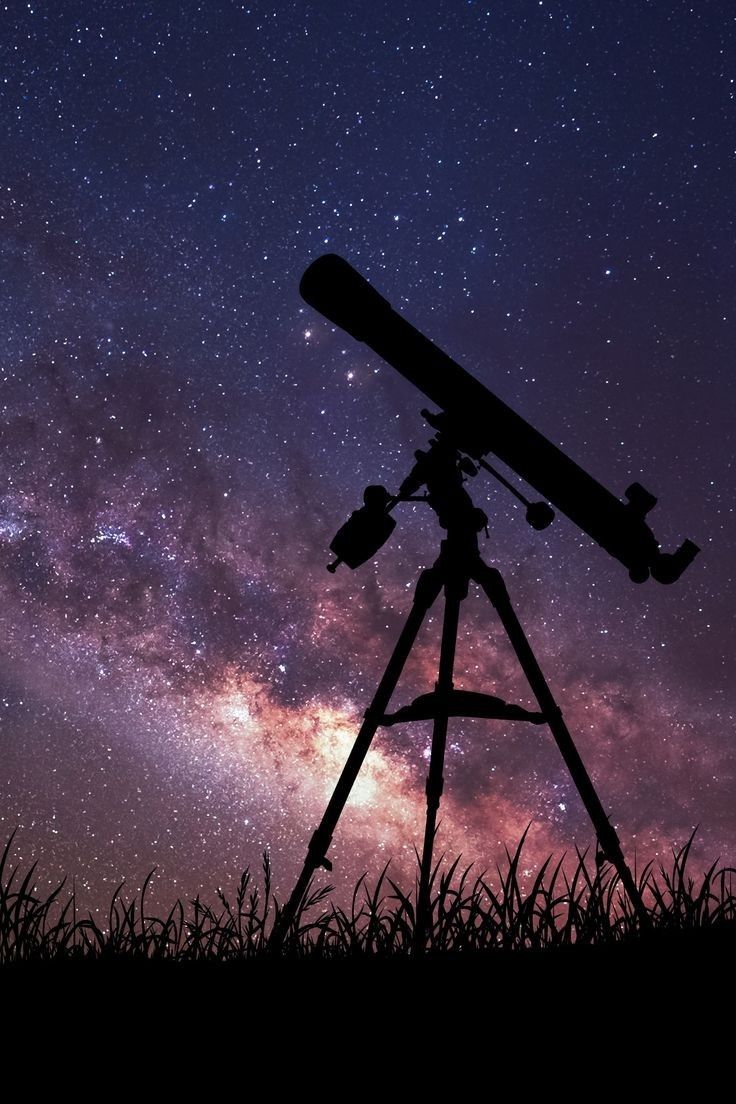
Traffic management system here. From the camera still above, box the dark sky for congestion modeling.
[1,1,734,914]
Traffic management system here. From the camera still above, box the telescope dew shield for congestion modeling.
[300,255,394,342]
[300,254,699,584]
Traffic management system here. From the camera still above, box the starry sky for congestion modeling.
[1,1,734,914]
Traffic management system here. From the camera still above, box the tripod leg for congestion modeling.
[271,564,444,950]
[415,580,464,952]
[472,561,650,928]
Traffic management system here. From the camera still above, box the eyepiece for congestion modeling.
[650,540,700,584]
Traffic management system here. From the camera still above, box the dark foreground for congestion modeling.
[4,924,733,1016]
[2,928,732,1085]
[3,833,733,1065]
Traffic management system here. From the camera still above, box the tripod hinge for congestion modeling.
[595,824,623,867]
[308,831,333,872]
[425,776,444,802]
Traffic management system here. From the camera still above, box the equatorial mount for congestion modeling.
[327,410,554,574]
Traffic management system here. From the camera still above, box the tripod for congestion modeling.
[272,437,649,949]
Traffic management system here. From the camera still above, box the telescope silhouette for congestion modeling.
[300,254,698,584]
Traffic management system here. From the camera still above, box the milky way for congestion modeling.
[1,3,733,914]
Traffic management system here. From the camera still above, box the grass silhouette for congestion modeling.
[2,828,734,966]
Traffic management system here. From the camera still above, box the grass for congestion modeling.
[1,828,734,967]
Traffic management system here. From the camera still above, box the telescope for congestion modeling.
[271,253,699,951]
[300,254,698,584]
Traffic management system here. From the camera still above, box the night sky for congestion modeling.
[1,1,733,915]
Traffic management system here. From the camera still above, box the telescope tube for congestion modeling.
[300,254,698,583]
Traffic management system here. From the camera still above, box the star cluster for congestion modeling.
[0,2,733,912]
